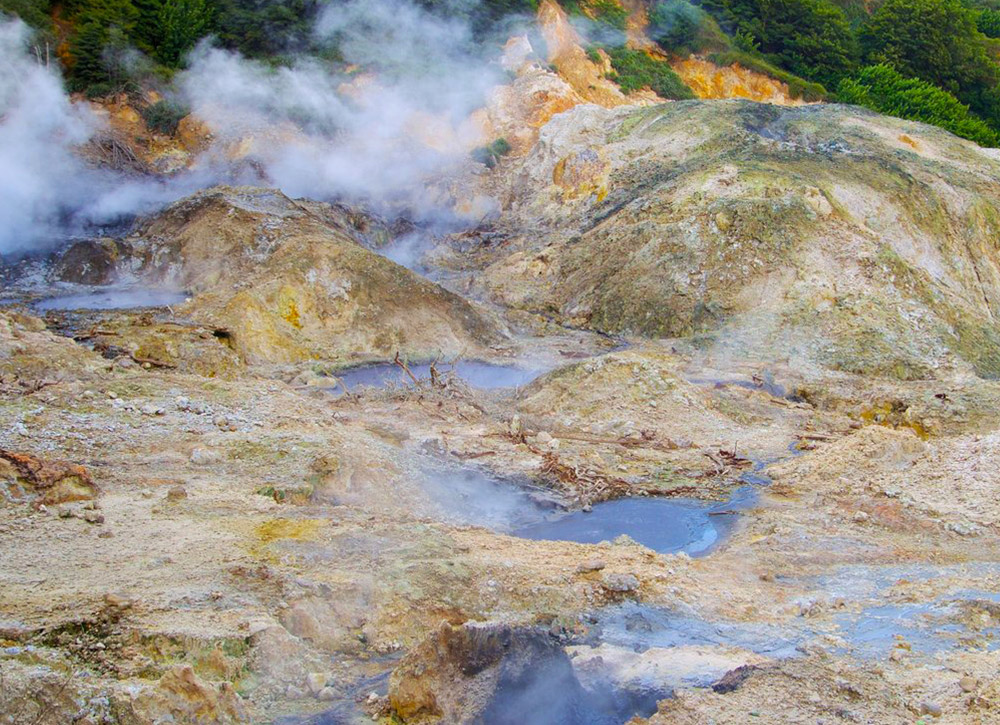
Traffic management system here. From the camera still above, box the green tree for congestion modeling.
[130,0,162,52]
[859,0,1000,124]
[0,0,53,30]
[838,63,1000,146]
[649,0,729,55]
[694,0,858,88]
[67,0,138,91]
[976,8,1000,37]
[211,0,317,57]
[155,0,212,66]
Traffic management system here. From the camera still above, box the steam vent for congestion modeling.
[3,0,1000,722]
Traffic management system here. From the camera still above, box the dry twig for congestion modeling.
[393,351,419,385]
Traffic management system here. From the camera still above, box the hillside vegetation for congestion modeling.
[3,0,1000,145]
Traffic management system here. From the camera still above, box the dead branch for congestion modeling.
[87,131,150,174]
[703,452,725,474]
[130,354,177,369]
[429,354,444,388]
[451,450,496,460]
[393,351,419,385]
[73,329,119,341]
[337,377,357,402]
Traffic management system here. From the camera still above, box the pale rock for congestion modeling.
[306,672,328,696]
[602,573,640,593]
[190,448,220,465]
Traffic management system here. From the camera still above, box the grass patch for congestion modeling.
[600,46,695,99]
[563,0,629,30]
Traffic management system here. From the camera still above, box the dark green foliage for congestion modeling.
[602,45,696,99]
[978,8,1000,36]
[211,0,318,57]
[141,98,188,134]
[695,0,858,88]
[130,0,162,51]
[0,0,52,29]
[155,0,212,65]
[838,64,1000,146]
[68,0,139,92]
[472,138,512,168]
[859,0,1000,125]
[416,0,538,37]
[649,0,730,55]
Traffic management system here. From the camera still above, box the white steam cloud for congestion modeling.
[179,0,507,214]
[0,17,213,255]
[0,0,521,258]
[0,19,96,254]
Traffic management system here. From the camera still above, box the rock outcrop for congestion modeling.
[120,186,505,366]
[672,56,810,106]
[389,621,583,723]
[0,450,98,506]
[467,100,1000,381]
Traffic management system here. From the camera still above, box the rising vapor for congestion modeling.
[0,0,522,257]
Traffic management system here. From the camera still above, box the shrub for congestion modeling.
[472,138,512,168]
[602,45,695,99]
[589,0,628,30]
[141,98,188,135]
[84,81,115,99]
[732,28,758,53]
[649,0,730,56]
[837,64,1000,146]
[979,8,1000,38]
[859,0,1000,125]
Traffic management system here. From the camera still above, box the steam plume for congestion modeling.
[0,0,524,258]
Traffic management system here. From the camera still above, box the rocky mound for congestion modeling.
[389,621,583,723]
[462,100,1000,381]
[117,186,505,366]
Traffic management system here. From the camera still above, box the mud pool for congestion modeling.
[420,463,760,556]
[418,465,559,532]
[331,360,542,391]
[512,496,746,556]
[33,287,190,311]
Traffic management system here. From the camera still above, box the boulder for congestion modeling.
[389,621,584,723]
[51,238,128,285]
[0,449,98,505]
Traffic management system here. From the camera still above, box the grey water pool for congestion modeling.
[332,360,541,391]
[34,287,189,311]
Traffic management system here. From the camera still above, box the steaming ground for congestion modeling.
[5,1,1000,723]
[0,0,528,258]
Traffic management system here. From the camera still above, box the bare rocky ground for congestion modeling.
[4,19,1000,723]
[3,236,1000,724]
